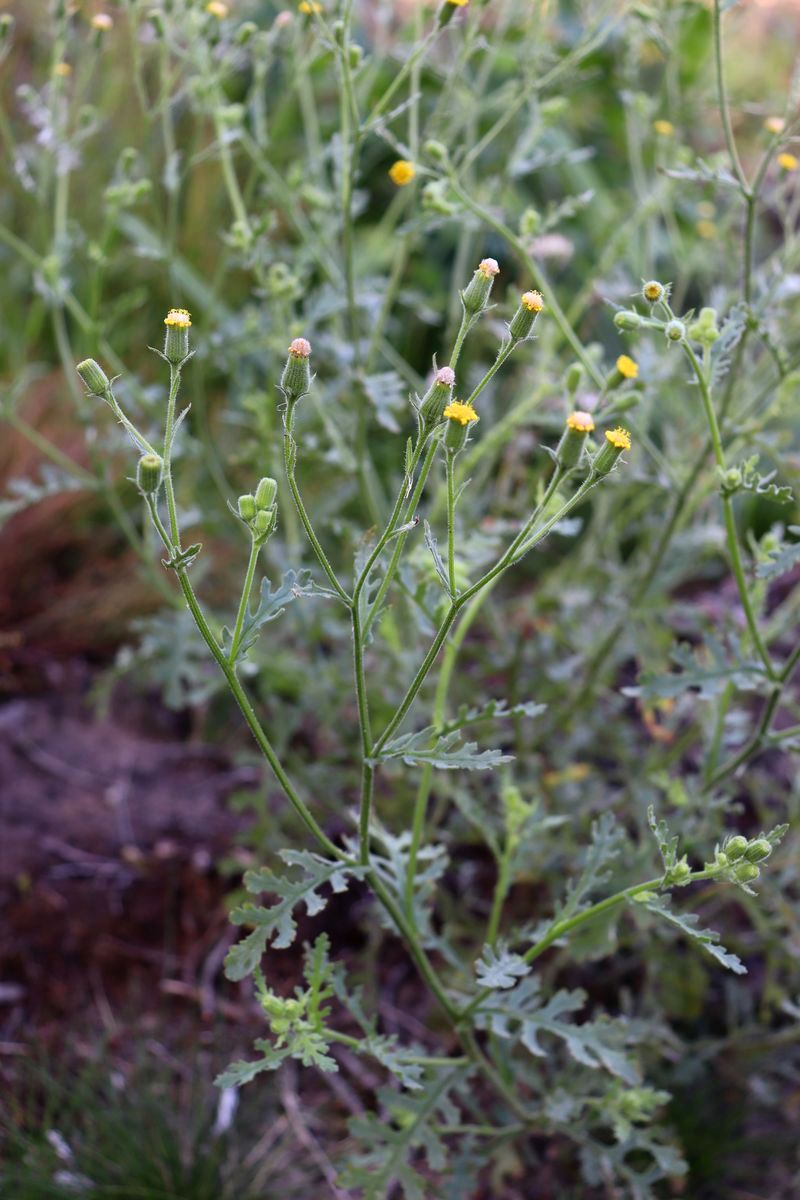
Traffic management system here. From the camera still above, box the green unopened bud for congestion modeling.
[281,337,312,401]
[238,493,257,522]
[556,411,595,469]
[423,139,448,163]
[665,319,686,343]
[462,258,499,315]
[163,308,191,363]
[724,836,748,862]
[734,862,760,883]
[419,366,456,428]
[592,427,632,476]
[716,851,729,867]
[136,453,163,494]
[564,363,584,396]
[508,290,544,340]
[642,280,665,304]
[235,21,257,44]
[0,14,14,46]
[613,310,644,331]
[443,401,478,454]
[253,506,277,538]
[605,389,643,414]
[719,467,742,497]
[76,358,111,396]
[670,860,691,883]
[255,477,278,510]
[744,838,771,863]
[519,207,540,237]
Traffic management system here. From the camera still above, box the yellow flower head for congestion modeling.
[299,1,322,13]
[447,0,470,6]
[778,152,799,172]
[566,410,594,433]
[764,116,786,136]
[616,354,638,380]
[389,160,416,187]
[206,1,229,15]
[54,61,72,77]
[653,119,675,137]
[696,219,717,239]
[521,290,544,312]
[91,12,114,31]
[478,257,500,278]
[443,400,479,426]
[164,308,192,327]
[606,426,631,451]
[642,280,664,303]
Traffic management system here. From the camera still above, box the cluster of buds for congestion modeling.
[238,477,278,542]
[418,365,456,431]
[462,258,499,316]
[281,337,312,403]
[713,834,774,884]
[688,307,719,347]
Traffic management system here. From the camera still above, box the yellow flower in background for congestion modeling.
[443,400,479,426]
[206,1,229,15]
[299,1,322,13]
[653,119,674,137]
[447,0,470,6]
[777,152,798,172]
[696,219,717,239]
[54,62,72,77]
[389,160,416,186]
[616,355,638,380]
[606,427,631,451]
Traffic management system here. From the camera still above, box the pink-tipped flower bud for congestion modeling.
[281,337,312,401]
[419,364,456,430]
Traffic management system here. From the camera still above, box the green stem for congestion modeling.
[283,405,351,604]
[446,451,457,597]
[228,536,260,663]
[682,343,775,679]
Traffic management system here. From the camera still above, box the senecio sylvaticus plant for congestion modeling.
[75,252,789,1196]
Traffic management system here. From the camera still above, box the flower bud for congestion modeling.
[163,308,191,363]
[670,860,691,883]
[744,838,771,863]
[564,363,584,396]
[642,280,665,304]
[614,310,644,331]
[443,400,478,454]
[688,307,719,346]
[592,427,631,476]
[462,258,499,315]
[734,862,760,883]
[423,139,448,163]
[556,411,594,469]
[255,476,278,510]
[254,506,277,538]
[281,337,312,402]
[136,453,163,494]
[607,354,639,390]
[665,319,686,343]
[238,493,257,522]
[76,358,110,396]
[419,366,456,429]
[519,207,540,237]
[438,0,468,26]
[509,290,544,340]
[389,159,415,187]
[724,836,748,862]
